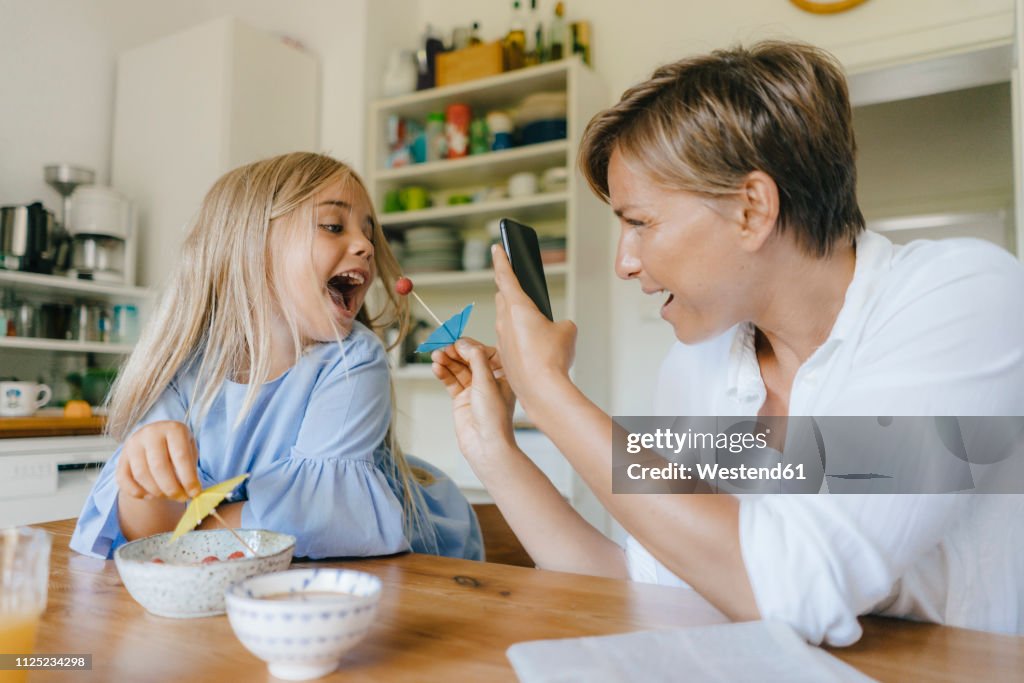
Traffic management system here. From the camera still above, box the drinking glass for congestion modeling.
[0,527,52,683]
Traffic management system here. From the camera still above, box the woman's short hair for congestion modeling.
[579,40,864,257]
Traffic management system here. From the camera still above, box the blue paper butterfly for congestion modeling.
[416,304,474,353]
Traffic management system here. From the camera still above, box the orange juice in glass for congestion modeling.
[1,527,52,683]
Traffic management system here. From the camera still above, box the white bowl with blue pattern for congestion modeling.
[225,568,382,681]
[114,529,295,618]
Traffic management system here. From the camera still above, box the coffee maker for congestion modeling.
[65,185,137,285]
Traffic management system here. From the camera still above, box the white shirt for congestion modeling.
[624,230,1024,646]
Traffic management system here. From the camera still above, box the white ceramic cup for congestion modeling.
[462,239,491,271]
[507,171,538,198]
[0,382,52,417]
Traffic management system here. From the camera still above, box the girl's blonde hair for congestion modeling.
[107,152,434,547]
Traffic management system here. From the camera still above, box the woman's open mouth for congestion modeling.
[326,270,368,318]
[661,292,675,318]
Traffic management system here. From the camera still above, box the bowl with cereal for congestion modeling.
[114,529,295,618]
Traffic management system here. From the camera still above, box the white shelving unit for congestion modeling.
[367,57,612,533]
[0,271,154,356]
[0,272,152,524]
[0,270,151,301]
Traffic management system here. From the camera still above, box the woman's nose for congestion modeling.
[614,232,641,280]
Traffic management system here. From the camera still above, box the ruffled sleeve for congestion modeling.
[239,334,407,559]
[69,380,190,559]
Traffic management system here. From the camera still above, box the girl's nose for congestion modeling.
[349,232,373,259]
[614,230,641,280]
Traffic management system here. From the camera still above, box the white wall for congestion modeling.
[0,1,116,208]
[0,0,369,212]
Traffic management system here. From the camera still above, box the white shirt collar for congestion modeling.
[725,230,895,400]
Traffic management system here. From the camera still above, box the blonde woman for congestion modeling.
[71,152,481,561]
[434,42,1024,646]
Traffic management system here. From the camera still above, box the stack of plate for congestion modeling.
[402,226,462,273]
[539,235,567,264]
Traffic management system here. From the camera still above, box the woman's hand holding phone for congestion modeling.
[491,244,578,408]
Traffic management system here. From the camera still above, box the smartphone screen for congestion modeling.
[498,218,554,321]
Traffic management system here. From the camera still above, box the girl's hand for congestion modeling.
[115,420,202,501]
[432,339,516,461]
[492,245,578,404]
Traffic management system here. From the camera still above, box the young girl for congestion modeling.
[70,152,482,561]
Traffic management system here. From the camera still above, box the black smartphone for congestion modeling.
[498,218,554,321]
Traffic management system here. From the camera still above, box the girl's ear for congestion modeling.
[736,171,779,253]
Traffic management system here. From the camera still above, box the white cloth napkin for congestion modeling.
[506,620,878,683]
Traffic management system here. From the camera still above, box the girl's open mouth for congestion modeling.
[326,271,368,317]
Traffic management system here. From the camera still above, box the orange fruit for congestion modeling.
[63,400,92,418]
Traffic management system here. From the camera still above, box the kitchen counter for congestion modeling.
[0,415,105,439]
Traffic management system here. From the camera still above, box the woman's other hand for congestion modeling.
[115,420,202,501]
[432,338,516,461]
[491,245,578,405]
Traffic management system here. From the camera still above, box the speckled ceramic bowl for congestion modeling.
[225,568,381,681]
[114,529,295,618]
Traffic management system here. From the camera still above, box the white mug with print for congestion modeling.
[0,382,52,417]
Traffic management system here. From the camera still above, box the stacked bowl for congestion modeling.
[401,226,462,273]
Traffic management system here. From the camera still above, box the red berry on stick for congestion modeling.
[395,277,413,296]
[395,275,444,326]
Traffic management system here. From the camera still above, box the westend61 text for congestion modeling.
[627,462,807,481]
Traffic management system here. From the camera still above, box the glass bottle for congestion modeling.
[526,0,543,65]
[469,21,483,46]
[503,0,526,71]
[548,2,566,61]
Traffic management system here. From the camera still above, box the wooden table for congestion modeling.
[25,519,1024,682]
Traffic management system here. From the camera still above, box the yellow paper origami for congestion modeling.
[170,473,250,542]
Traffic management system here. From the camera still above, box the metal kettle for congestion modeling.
[0,202,65,274]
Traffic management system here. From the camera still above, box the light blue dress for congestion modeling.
[70,322,482,562]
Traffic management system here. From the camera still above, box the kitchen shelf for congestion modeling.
[0,337,134,354]
[380,192,568,230]
[373,58,575,119]
[0,270,153,301]
[408,263,567,288]
[368,57,611,533]
[374,140,569,187]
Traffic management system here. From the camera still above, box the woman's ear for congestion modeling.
[737,171,779,252]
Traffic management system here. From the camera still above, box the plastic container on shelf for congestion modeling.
[445,103,472,159]
[425,112,446,162]
[112,304,140,344]
[486,111,513,151]
[469,118,489,155]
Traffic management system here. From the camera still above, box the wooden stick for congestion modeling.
[411,290,445,327]
[209,509,260,557]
